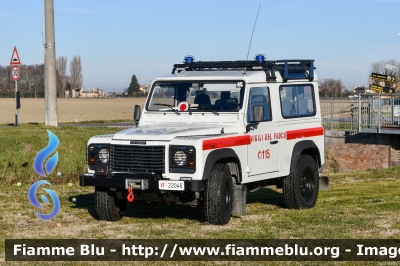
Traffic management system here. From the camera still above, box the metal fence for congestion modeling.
[321,97,358,131]
[321,95,400,133]
[358,94,400,134]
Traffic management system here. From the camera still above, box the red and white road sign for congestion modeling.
[10,46,21,65]
[12,65,19,81]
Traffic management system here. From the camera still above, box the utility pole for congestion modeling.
[44,0,58,126]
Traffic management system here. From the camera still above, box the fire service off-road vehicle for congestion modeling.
[80,55,327,225]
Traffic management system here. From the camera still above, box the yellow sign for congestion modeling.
[371,73,396,83]
[383,87,395,93]
[369,84,396,93]
[369,84,383,92]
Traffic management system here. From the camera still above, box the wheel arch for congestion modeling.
[202,148,243,184]
[289,140,321,174]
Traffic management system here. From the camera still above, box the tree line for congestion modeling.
[1,58,398,98]
[0,55,82,98]
[319,59,400,98]
[318,78,350,98]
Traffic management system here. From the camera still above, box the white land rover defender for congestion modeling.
[80,55,326,225]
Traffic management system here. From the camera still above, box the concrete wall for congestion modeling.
[324,130,400,172]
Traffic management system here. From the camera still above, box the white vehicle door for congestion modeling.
[246,86,279,176]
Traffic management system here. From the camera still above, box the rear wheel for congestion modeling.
[95,187,126,221]
[283,155,319,209]
[204,163,233,225]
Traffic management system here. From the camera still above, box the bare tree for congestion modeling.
[30,64,45,98]
[370,59,400,77]
[370,59,400,91]
[56,56,67,97]
[0,64,44,98]
[18,64,30,97]
[70,55,83,91]
[0,66,14,97]
[319,78,347,97]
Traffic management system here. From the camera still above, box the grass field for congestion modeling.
[0,98,146,125]
[1,168,400,265]
[1,102,400,265]
[0,125,120,185]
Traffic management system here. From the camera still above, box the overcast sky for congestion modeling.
[1,0,399,93]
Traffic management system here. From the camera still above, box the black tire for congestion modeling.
[283,154,319,209]
[204,163,233,225]
[95,187,126,221]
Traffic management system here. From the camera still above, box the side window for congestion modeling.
[280,85,315,118]
[247,87,271,122]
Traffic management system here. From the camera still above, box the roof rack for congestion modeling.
[172,59,315,82]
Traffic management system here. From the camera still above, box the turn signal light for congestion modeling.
[89,157,96,164]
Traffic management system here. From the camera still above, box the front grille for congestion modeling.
[110,145,165,173]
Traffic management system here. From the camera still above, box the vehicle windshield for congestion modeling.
[147,81,245,113]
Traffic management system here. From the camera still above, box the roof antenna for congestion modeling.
[244,3,261,75]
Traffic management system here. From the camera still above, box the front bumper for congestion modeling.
[79,172,204,192]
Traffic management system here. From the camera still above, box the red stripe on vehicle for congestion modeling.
[286,127,324,140]
[202,135,251,150]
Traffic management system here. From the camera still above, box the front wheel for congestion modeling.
[204,163,233,225]
[283,155,319,209]
[95,187,126,221]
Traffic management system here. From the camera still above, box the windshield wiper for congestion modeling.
[153,103,180,115]
[199,105,219,115]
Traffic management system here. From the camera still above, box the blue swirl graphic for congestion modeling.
[28,180,60,220]
[33,130,59,177]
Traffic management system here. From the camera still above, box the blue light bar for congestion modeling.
[184,55,195,63]
[254,54,265,62]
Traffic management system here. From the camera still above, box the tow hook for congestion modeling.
[127,188,134,202]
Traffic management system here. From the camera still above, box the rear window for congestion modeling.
[280,85,315,118]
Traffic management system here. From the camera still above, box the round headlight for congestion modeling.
[174,151,187,166]
[99,148,109,163]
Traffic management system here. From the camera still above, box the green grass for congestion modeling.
[0,124,119,185]
[1,125,400,265]
[322,122,357,130]
[1,168,400,265]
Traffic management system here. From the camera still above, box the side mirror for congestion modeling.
[246,105,264,133]
[253,105,264,122]
[134,105,141,125]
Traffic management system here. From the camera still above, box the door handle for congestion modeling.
[270,140,278,144]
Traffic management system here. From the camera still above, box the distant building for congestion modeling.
[353,86,366,94]
[72,87,105,98]
[139,85,147,94]
[106,92,120,98]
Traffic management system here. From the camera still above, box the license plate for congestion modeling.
[158,180,184,191]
